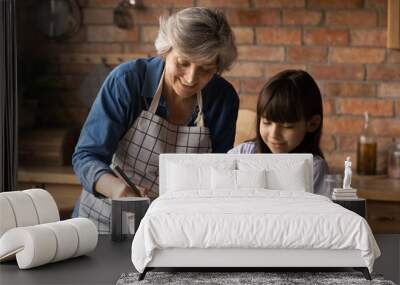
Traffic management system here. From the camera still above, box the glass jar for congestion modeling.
[388,138,400,179]
[322,174,342,198]
[357,112,377,175]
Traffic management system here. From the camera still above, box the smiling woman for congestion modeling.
[71,7,239,233]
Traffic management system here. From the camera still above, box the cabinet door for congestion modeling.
[367,201,400,234]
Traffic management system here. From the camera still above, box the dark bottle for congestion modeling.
[357,112,377,175]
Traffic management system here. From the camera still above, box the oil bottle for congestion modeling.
[357,112,377,175]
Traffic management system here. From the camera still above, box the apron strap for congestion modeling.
[148,68,165,114]
[193,92,204,127]
[148,67,205,127]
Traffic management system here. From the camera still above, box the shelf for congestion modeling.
[18,166,81,219]
[354,175,400,202]
[18,166,80,185]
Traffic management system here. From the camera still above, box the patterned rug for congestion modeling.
[116,271,396,285]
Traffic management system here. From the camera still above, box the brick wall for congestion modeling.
[30,0,399,173]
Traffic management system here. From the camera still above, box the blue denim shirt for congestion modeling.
[72,57,239,216]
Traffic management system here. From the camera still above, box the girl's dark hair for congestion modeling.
[255,69,324,158]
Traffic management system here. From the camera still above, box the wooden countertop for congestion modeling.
[353,175,400,202]
[18,166,81,219]
[18,166,80,184]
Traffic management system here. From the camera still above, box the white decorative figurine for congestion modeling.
[331,156,358,200]
[343,156,352,189]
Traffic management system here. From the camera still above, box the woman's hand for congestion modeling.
[135,185,150,197]
[111,183,138,199]
[94,173,149,199]
[112,184,150,199]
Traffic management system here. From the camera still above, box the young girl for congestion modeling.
[229,69,329,195]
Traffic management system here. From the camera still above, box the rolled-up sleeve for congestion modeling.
[72,73,136,194]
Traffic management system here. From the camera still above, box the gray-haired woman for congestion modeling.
[72,7,239,233]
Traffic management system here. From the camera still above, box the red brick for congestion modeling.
[372,119,400,136]
[287,47,327,63]
[46,43,123,53]
[257,28,301,45]
[324,151,356,173]
[141,26,159,43]
[337,98,394,116]
[76,0,86,6]
[87,0,115,8]
[224,62,264,78]
[233,27,254,44]
[37,102,89,127]
[237,92,259,102]
[326,11,377,28]
[322,82,376,97]
[377,137,398,152]
[141,0,193,7]
[378,83,400,97]
[330,48,385,64]
[351,30,386,47]
[131,9,169,24]
[197,0,249,7]
[303,28,349,46]
[320,134,336,152]
[366,0,387,9]
[264,63,306,78]
[83,8,113,24]
[88,26,139,42]
[323,99,334,115]
[227,9,280,26]
[308,0,363,8]
[387,50,400,64]
[308,65,365,80]
[378,9,387,27]
[367,65,400,81]
[265,63,306,78]
[324,117,364,135]
[282,10,322,26]
[338,136,357,151]
[63,28,86,43]
[241,79,267,94]
[238,46,284,61]
[377,154,388,174]
[239,94,258,110]
[339,136,393,153]
[254,0,305,7]
[123,43,156,55]
[59,63,97,75]
[50,75,83,90]
[224,78,241,93]
[397,100,400,116]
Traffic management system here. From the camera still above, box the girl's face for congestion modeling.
[164,49,217,99]
[259,118,308,153]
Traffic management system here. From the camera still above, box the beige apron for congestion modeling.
[79,69,212,233]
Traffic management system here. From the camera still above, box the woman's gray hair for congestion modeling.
[155,7,237,73]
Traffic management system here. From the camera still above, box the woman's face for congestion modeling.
[259,118,307,153]
[164,49,217,99]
